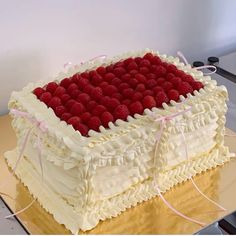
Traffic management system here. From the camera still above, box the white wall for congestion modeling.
[1,0,236,114]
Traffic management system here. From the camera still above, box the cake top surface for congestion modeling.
[32,52,203,137]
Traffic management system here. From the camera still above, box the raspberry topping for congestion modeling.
[100,111,114,127]
[88,117,102,131]
[142,95,156,109]
[114,105,130,120]
[33,87,45,98]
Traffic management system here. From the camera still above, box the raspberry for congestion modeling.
[111,78,122,86]
[99,81,109,91]
[182,75,194,83]
[104,73,115,81]
[67,116,81,129]
[61,112,72,122]
[150,56,162,65]
[156,77,165,85]
[88,116,102,131]
[129,78,138,88]
[91,74,103,86]
[48,96,62,109]
[55,105,66,117]
[70,102,84,116]
[54,86,66,97]
[61,94,71,103]
[104,85,118,96]
[167,89,180,102]
[153,86,164,94]
[71,74,81,84]
[175,70,186,78]
[162,62,169,68]
[139,66,150,75]
[96,66,106,75]
[146,79,157,89]
[112,92,123,101]
[92,105,107,116]
[155,91,169,107]
[121,73,131,82]
[122,99,131,106]
[127,62,138,71]
[178,82,194,96]
[166,73,175,81]
[67,83,78,94]
[166,64,177,73]
[106,64,114,72]
[143,90,154,96]
[143,52,154,60]
[129,101,144,115]
[77,78,88,89]
[60,78,71,88]
[132,92,143,101]
[77,93,90,104]
[100,111,114,127]
[87,101,97,111]
[129,69,139,76]
[118,82,130,91]
[123,58,134,66]
[40,92,52,105]
[33,87,45,98]
[155,65,167,77]
[136,83,146,92]
[76,123,89,136]
[122,88,134,98]
[106,98,120,111]
[135,73,146,83]
[46,82,58,94]
[170,77,182,88]
[151,65,158,73]
[162,81,173,92]
[65,99,76,110]
[191,81,204,91]
[80,72,89,79]
[83,85,94,94]
[100,96,110,106]
[134,57,142,64]
[113,67,126,77]
[71,89,80,99]
[114,61,124,68]
[114,105,130,120]
[91,87,103,100]
[142,95,156,109]
[89,70,97,79]
[80,112,92,124]
[139,59,151,68]
[146,73,157,80]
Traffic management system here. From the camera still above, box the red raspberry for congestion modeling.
[76,123,89,136]
[146,73,157,80]
[143,90,154,96]
[61,112,72,122]
[33,87,45,98]
[91,87,103,100]
[104,85,118,96]
[77,78,88,89]
[132,92,143,101]
[166,64,177,73]
[99,81,109,91]
[55,105,66,117]
[122,99,131,106]
[162,81,173,92]
[46,82,58,94]
[106,64,114,72]
[182,75,194,83]
[142,95,156,109]
[121,73,131,82]
[80,72,89,79]
[88,116,102,131]
[83,85,94,94]
[48,96,62,109]
[91,74,103,86]
[114,61,124,68]
[71,74,81,84]
[40,92,52,105]
[61,94,71,103]
[87,100,97,111]
[139,59,151,68]
[166,73,175,81]
[139,67,150,75]
[54,86,66,97]
[60,78,71,88]
[129,78,138,88]
[162,62,169,68]
[191,81,204,91]
[143,53,154,61]
[65,99,76,110]
[175,70,186,78]
[92,105,106,116]
[112,92,123,101]
[70,102,84,116]
[127,62,138,71]
[135,73,146,83]
[77,93,90,104]
[155,65,167,77]
[114,104,130,120]
[156,77,165,85]
[129,101,144,115]
[150,56,162,65]
[67,116,81,129]
[155,91,169,107]
[96,66,106,75]
[100,111,114,127]
[67,83,78,94]
[111,78,122,86]
[153,86,164,94]
[170,77,182,88]
[88,70,97,79]
[80,112,92,124]
[146,79,157,89]
[118,82,130,91]
[151,65,158,73]
[123,58,134,66]
[106,98,120,111]
[100,96,110,106]
[113,67,126,77]
[122,88,134,98]
[129,69,139,76]
[167,89,180,102]
[104,73,115,81]
[178,82,194,96]
[136,83,146,92]
[134,57,142,64]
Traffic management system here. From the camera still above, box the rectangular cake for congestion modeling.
[5,49,233,234]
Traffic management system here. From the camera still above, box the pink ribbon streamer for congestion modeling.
[177,51,217,75]
[1,109,47,219]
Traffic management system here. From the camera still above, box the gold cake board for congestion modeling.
[0,114,236,234]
